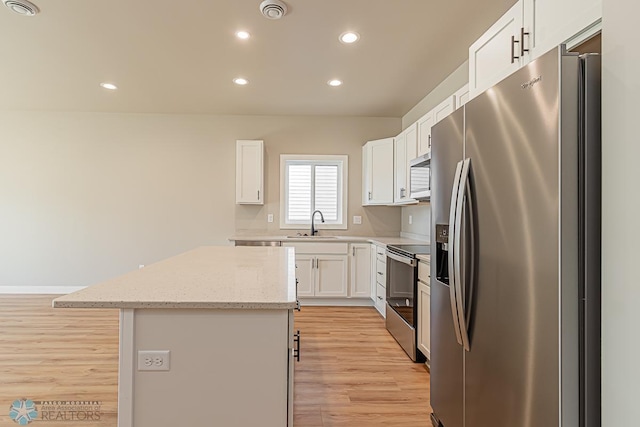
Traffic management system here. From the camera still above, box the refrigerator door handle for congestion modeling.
[448,160,464,346]
[455,158,473,352]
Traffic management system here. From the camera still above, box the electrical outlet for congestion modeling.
[138,350,170,371]
[267,214,274,223]
[138,264,145,269]
[353,215,362,225]
[409,215,413,225]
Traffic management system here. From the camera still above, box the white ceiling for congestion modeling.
[0,0,515,117]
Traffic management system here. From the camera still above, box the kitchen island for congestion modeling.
[53,246,297,427]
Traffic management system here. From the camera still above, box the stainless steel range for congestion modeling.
[385,244,430,362]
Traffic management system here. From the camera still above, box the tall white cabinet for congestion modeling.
[235,140,264,205]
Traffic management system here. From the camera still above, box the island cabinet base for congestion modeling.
[118,308,295,427]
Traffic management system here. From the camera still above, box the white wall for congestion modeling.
[601,1,640,424]
[0,112,401,288]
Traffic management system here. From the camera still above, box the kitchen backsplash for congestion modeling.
[400,204,430,241]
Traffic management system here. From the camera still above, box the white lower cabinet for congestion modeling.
[418,282,431,361]
[316,255,348,297]
[375,284,386,317]
[417,259,431,361]
[295,254,315,297]
[286,243,348,298]
[350,244,371,298]
[374,244,387,318]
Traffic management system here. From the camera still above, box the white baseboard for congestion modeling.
[298,298,374,307]
[0,286,86,295]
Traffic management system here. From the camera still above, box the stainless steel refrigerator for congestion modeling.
[429,46,601,427]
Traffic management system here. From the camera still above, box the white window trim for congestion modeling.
[280,154,348,230]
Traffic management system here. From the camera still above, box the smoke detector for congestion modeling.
[259,0,287,20]
[3,0,39,16]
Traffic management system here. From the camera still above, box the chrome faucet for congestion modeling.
[311,210,325,236]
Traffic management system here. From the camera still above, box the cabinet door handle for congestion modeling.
[368,191,372,200]
[352,247,355,257]
[294,330,301,362]
[511,35,520,64]
[428,135,431,148]
[257,190,260,200]
[296,300,301,311]
[520,27,529,56]
[377,272,383,276]
[377,296,383,300]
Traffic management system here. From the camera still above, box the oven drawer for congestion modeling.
[375,284,386,317]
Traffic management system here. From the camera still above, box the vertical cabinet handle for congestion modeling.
[520,27,529,56]
[257,190,260,200]
[352,247,355,257]
[368,191,372,200]
[511,35,520,64]
[294,331,301,362]
[428,135,432,148]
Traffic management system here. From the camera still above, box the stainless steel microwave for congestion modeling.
[409,153,431,200]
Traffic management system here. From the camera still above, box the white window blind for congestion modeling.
[281,155,347,229]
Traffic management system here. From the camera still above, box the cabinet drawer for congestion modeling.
[375,245,386,257]
[376,260,387,287]
[282,242,348,254]
[375,284,386,317]
[418,260,431,283]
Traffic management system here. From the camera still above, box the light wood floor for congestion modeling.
[0,296,431,426]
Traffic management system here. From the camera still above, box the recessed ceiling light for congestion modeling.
[339,31,360,44]
[2,0,39,16]
[328,79,342,87]
[100,82,118,90]
[233,78,249,85]
[236,30,250,40]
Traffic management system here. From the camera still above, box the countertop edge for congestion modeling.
[52,300,298,310]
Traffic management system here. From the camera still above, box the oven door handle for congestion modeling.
[386,251,417,267]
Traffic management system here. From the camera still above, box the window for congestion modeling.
[280,155,348,229]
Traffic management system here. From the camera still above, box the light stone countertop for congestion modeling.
[417,254,431,262]
[229,235,428,247]
[53,246,297,310]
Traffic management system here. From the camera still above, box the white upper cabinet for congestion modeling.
[362,138,394,206]
[454,84,470,110]
[417,96,456,157]
[235,140,264,205]
[524,0,601,59]
[417,112,435,157]
[469,1,526,100]
[394,124,417,205]
[469,0,602,99]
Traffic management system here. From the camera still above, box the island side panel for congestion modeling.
[124,309,290,427]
